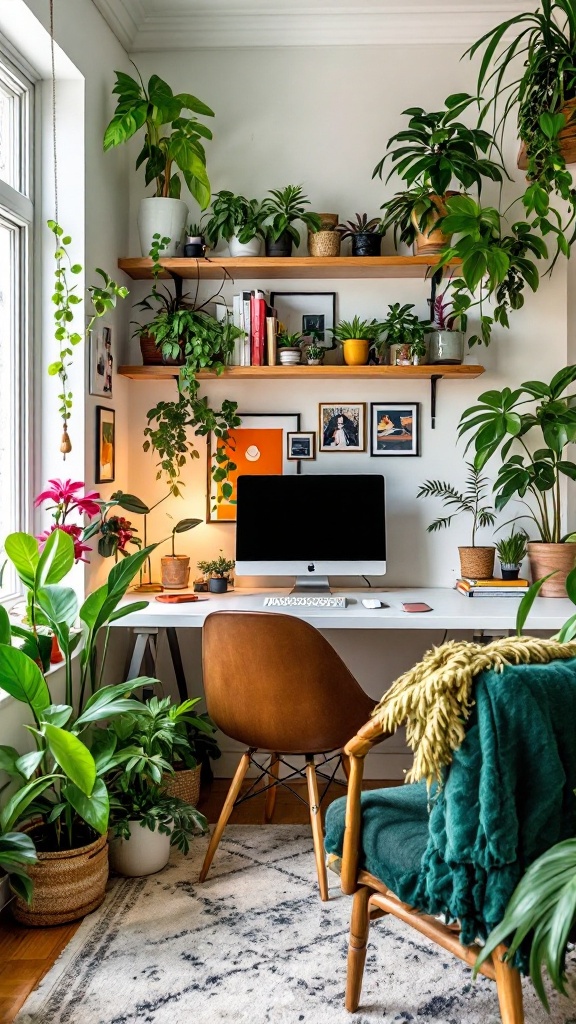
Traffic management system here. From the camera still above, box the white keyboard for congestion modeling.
[263,595,347,608]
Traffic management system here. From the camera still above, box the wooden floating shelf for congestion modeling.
[118,364,485,381]
[118,255,460,282]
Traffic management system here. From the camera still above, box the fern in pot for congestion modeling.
[417,462,497,579]
[495,528,529,581]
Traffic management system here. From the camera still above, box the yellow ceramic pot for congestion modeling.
[342,338,369,366]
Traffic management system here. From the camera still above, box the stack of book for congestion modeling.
[456,577,530,598]
[215,290,278,367]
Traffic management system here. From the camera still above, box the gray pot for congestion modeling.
[209,577,228,594]
[429,330,464,365]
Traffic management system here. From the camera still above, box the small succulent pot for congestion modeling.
[161,555,190,590]
[307,357,322,365]
[351,233,382,257]
[429,330,464,365]
[342,339,370,366]
[265,231,293,257]
[184,235,206,258]
[389,341,429,366]
[500,562,521,581]
[229,235,262,257]
[279,347,302,366]
[308,230,341,257]
[459,546,495,580]
[209,577,228,594]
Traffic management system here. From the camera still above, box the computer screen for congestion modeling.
[235,474,386,581]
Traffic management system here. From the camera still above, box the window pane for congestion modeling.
[0,217,17,599]
[0,82,15,189]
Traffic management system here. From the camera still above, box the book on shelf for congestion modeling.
[455,583,527,598]
[266,315,278,366]
[459,577,529,588]
[250,289,266,366]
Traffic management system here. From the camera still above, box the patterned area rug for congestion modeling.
[16,825,575,1024]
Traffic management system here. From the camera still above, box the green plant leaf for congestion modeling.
[0,645,50,720]
[63,778,109,834]
[516,573,557,636]
[43,724,96,795]
[0,776,57,832]
[0,605,11,646]
[36,528,74,587]
[4,533,38,588]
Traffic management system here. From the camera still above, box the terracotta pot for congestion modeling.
[12,830,108,926]
[458,546,495,580]
[161,555,190,590]
[342,338,369,366]
[527,542,576,597]
[518,97,576,169]
[411,192,457,255]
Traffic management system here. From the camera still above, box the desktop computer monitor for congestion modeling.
[235,474,386,591]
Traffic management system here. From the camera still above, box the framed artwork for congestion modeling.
[88,322,113,399]
[370,402,420,457]
[287,431,316,461]
[95,406,115,483]
[319,403,366,453]
[270,292,336,349]
[207,412,301,522]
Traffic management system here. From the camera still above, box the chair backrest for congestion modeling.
[202,610,376,754]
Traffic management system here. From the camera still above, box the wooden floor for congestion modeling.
[0,776,390,1023]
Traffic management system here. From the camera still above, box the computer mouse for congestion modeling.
[362,598,386,609]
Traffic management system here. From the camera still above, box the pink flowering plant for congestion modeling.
[35,479,101,563]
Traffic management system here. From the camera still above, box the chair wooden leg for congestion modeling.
[198,751,251,883]
[493,944,524,1024]
[264,753,279,823]
[305,756,329,902]
[346,885,371,1012]
[341,752,351,781]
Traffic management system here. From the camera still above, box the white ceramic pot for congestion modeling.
[279,348,302,366]
[138,197,188,257]
[229,235,262,257]
[109,821,171,877]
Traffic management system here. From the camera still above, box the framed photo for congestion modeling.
[370,402,420,457]
[270,292,336,349]
[287,431,316,461]
[95,407,115,482]
[88,322,113,399]
[319,403,366,453]
[208,412,301,522]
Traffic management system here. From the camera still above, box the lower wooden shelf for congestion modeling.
[118,364,485,381]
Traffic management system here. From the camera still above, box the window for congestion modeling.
[0,46,33,602]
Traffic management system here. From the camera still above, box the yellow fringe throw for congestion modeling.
[372,636,576,786]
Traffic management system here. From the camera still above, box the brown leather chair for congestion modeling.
[198,610,378,900]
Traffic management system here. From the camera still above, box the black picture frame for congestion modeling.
[270,291,337,349]
[95,406,116,483]
[370,402,420,457]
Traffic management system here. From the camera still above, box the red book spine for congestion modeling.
[250,292,265,366]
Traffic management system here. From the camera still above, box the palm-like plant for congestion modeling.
[335,213,382,239]
[417,463,496,546]
[262,185,321,246]
[330,316,384,343]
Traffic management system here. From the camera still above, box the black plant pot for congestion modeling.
[184,237,206,258]
[265,231,293,258]
[209,577,228,594]
[500,564,521,581]
[352,232,382,257]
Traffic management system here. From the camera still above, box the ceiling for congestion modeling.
[92,0,530,52]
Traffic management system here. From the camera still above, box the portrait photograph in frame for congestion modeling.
[319,403,366,453]
[88,321,113,399]
[287,431,316,461]
[207,412,301,522]
[370,402,420,457]
[270,292,336,349]
[95,406,115,482]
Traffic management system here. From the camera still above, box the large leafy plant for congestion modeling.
[262,185,321,246]
[458,366,576,543]
[0,829,37,903]
[103,68,214,207]
[204,191,267,246]
[373,303,431,361]
[417,462,496,546]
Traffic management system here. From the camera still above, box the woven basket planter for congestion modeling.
[458,546,495,580]
[12,831,108,926]
[139,334,185,366]
[164,764,201,806]
[528,542,576,598]
[308,230,341,257]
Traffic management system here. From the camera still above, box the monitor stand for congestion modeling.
[291,576,331,594]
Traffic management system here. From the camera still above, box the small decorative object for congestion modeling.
[278,331,303,365]
[183,224,206,258]
[287,432,316,461]
[428,291,465,364]
[330,316,384,366]
[308,214,341,257]
[262,185,321,256]
[374,303,432,366]
[35,478,101,563]
[270,292,337,350]
[417,463,496,579]
[208,412,301,522]
[305,341,324,365]
[495,528,529,580]
[161,517,202,589]
[96,406,115,483]
[319,403,366,453]
[370,403,420,457]
[336,213,384,256]
[197,553,236,593]
[193,577,209,592]
[88,322,114,398]
[204,192,266,257]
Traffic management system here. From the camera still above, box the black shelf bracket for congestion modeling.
[430,374,443,429]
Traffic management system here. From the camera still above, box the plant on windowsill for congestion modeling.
[330,317,384,367]
[197,554,235,593]
[103,67,215,256]
[375,93,504,254]
[277,331,304,366]
[495,528,529,581]
[335,213,384,257]
[372,303,432,366]
[262,185,321,257]
[458,365,576,596]
[160,517,202,590]
[204,191,268,257]
[417,462,496,579]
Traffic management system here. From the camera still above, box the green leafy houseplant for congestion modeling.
[335,213,383,238]
[495,528,529,567]
[204,191,267,247]
[0,829,37,903]
[417,462,496,546]
[103,68,214,206]
[373,303,431,364]
[305,342,324,362]
[330,317,383,343]
[277,331,303,349]
[197,554,235,579]
[167,518,202,558]
[262,185,321,252]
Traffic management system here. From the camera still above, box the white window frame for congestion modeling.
[0,41,34,604]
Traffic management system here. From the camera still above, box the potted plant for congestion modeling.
[495,528,529,581]
[305,341,325,365]
[183,223,206,258]
[373,303,432,366]
[165,706,220,802]
[417,462,497,579]
[336,213,384,257]
[308,213,341,257]
[277,331,303,366]
[428,291,465,365]
[160,517,202,589]
[103,69,215,256]
[204,191,267,257]
[0,828,37,905]
[330,317,384,366]
[458,366,576,596]
[375,94,504,254]
[262,185,321,257]
[197,554,235,593]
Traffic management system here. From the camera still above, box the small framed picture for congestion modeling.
[88,322,113,399]
[270,292,337,349]
[287,431,316,461]
[370,402,420,457]
[319,403,366,453]
[95,406,115,482]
